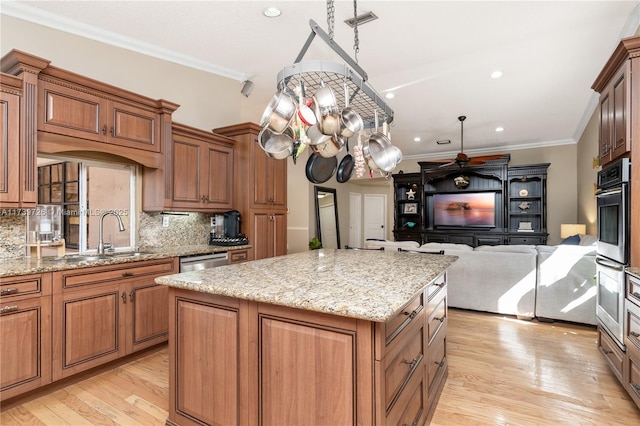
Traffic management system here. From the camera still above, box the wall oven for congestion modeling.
[595,158,631,350]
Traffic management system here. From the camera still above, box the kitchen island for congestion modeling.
[155,249,457,426]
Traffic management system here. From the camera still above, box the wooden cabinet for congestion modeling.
[251,211,287,260]
[166,271,448,425]
[598,325,626,384]
[52,258,177,380]
[165,122,234,211]
[0,273,52,402]
[507,163,549,244]
[168,289,251,426]
[214,122,288,261]
[392,172,422,244]
[228,249,249,264]
[592,36,639,167]
[0,52,50,208]
[624,273,640,409]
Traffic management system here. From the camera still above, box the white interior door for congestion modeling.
[364,194,387,241]
[349,192,362,248]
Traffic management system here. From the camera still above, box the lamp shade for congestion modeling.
[560,224,586,239]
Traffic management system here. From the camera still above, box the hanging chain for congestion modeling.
[353,0,360,62]
[327,0,335,40]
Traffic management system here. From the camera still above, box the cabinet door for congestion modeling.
[171,294,241,426]
[259,315,356,426]
[39,80,107,141]
[252,212,272,260]
[599,89,612,164]
[270,157,287,208]
[172,136,203,207]
[273,212,287,257]
[202,142,233,209]
[0,296,52,401]
[52,284,125,380]
[610,65,629,160]
[125,282,168,353]
[0,90,20,205]
[253,147,271,206]
[109,100,160,152]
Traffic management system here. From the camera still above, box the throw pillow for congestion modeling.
[561,234,581,245]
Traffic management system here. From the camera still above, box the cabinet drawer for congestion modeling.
[598,326,625,383]
[228,249,249,264]
[55,259,176,291]
[626,298,640,351]
[448,235,474,245]
[428,295,447,345]
[628,274,640,307]
[427,272,446,302]
[427,330,446,396]
[385,291,424,346]
[386,363,426,426]
[384,322,425,413]
[627,351,640,407]
[509,236,544,245]
[1,273,51,300]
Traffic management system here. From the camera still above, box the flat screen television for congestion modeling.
[433,192,496,227]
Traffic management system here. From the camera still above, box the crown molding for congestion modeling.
[1,1,249,82]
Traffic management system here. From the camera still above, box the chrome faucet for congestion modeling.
[97,210,126,255]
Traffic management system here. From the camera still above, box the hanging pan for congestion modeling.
[305,153,338,184]
[336,139,354,183]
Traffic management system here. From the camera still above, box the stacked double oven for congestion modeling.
[596,158,631,350]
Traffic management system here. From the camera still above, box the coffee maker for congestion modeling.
[209,210,248,246]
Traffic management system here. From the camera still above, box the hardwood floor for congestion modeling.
[2,308,639,425]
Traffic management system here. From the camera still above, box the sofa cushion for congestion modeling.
[474,245,536,254]
[419,242,473,252]
[579,234,597,246]
[560,234,581,245]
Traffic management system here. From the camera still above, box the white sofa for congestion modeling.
[365,237,597,324]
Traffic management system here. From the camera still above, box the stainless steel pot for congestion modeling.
[258,126,294,159]
[313,85,340,135]
[309,130,344,158]
[260,90,298,134]
[340,107,364,138]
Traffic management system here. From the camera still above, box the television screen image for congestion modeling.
[433,192,496,227]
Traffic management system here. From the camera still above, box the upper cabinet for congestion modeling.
[0,52,50,208]
[592,36,640,167]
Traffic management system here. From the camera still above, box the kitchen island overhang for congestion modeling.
[156,249,457,426]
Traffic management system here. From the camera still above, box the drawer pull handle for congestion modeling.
[122,271,134,277]
[602,349,611,355]
[129,290,135,303]
[633,292,640,299]
[121,291,127,303]
[434,282,445,288]
[0,305,19,314]
[0,288,19,295]
[434,316,445,323]
[631,331,640,338]
[632,383,640,392]
[102,124,107,135]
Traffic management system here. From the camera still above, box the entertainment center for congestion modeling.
[393,155,549,247]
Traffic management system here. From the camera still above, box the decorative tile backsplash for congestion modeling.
[0,211,214,259]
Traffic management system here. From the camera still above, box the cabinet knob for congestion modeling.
[110,126,115,136]
[121,291,127,303]
[102,125,107,135]
[129,290,135,302]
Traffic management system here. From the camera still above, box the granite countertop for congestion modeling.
[155,249,458,322]
[627,267,640,280]
[0,244,250,278]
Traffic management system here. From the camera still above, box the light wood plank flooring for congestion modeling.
[2,308,639,425]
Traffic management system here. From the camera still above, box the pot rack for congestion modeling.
[276,19,394,130]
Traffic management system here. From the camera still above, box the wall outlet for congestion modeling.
[210,217,216,226]
[162,216,170,228]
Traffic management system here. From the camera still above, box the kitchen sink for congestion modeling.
[54,252,152,262]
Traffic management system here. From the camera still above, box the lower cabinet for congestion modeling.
[252,211,286,260]
[0,273,52,401]
[52,258,177,381]
[167,272,448,425]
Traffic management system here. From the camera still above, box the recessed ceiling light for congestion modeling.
[385,92,395,99]
[490,70,503,79]
[263,7,281,18]
[495,126,504,132]
[414,137,421,142]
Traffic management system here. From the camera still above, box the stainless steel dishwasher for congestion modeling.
[179,252,228,272]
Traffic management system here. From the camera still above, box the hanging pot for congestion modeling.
[313,85,340,135]
[260,90,298,134]
[257,126,294,160]
[340,84,364,138]
[308,125,344,158]
[336,139,354,183]
[305,153,338,184]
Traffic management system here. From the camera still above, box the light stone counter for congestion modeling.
[155,249,458,322]
[0,244,250,278]
[628,267,640,280]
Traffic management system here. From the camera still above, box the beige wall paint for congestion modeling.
[576,108,600,234]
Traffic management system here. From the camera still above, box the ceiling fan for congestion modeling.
[435,116,504,168]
